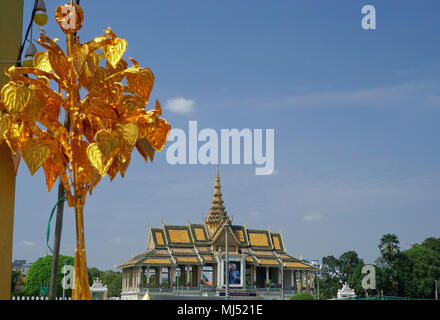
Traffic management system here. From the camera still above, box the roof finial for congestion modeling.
[205,166,231,233]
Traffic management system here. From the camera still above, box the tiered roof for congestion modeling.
[117,169,317,271]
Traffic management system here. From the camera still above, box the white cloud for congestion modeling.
[165,97,196,114]
[301,214,323,222]
[239,81,440,111]
[19,240,36,247]
[278,82,434,109]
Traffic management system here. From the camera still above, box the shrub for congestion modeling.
[23,255,74,297]
[289,292,315,300]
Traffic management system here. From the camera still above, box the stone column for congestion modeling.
[157,267,162,288]
[290,270,294,291]
[266,267,270,288]
[154,267,160,289]
[197,266,202,288]
[180,265,184,287]
[253,266,256,288]
[278,267,282,288]
[170,267,176,288]
[249,265,252,287]
[135,268,138,290]
[213,264,217,287]
[137,267,141,290]
[300,271,304,291]
[146,267,150,289]
[186,265,190,289]
[190,265,195,287]
[132,268,136,289]
[295,271,299,291]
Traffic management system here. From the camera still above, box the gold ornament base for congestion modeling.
[71,205,91,300]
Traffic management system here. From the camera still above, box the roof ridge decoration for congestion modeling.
[204,167,231,234]
[167,246,177,264]
[147,227,154,250]
[161,224,170,246]
[187,221,195,243]
[249,248,261,264]
[193,245,203,263]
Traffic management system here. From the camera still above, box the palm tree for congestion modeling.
[378,234,400,266]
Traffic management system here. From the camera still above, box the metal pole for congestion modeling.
[225,223,229,299]
[48,179,67,300]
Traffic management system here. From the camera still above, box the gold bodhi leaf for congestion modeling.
[48,50,70,80]
[94,130,121,157]
[126,68,154,101]
[0,112,12,140]
[72,43,90,77]
[1,82,32,117]
[86,143,113,177]
[21,140,51,175]
[136,138,155,163]
[120,123,139,147]
[102,38,127,68]
[33,52,53,73]
[43,157,59,191]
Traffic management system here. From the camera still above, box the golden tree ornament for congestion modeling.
[0,3,170,300]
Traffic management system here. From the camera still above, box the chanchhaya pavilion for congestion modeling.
[117,169,318,299]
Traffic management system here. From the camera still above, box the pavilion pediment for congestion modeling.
[210,224,241,250]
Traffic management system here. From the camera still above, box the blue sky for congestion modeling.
[12,0,440,269]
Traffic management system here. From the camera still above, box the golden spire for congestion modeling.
[205,166,230,233]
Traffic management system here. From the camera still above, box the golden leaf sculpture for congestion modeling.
[102,38,127,68]
[0,3,170,300]
[21,140,51,176]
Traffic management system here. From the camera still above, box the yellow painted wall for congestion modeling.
[0,0,23,300]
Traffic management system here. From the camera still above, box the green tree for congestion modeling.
[99,270,122,297]
[421,237,440,254]
[87,268,122,297]
[11,270,22,295]
[23,255,74,297]
[378,234,400,266]
[88,267,101,283]
[339,251,364,280]
[319,251,364,299]
[375,236,440,298]
[403,244,440,298]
